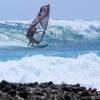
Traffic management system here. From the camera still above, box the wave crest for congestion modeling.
[0,53,100,89]
[0,19,100,45]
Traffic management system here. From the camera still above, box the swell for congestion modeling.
[0,19,100,46]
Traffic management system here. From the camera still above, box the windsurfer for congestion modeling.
[26,27,39,46]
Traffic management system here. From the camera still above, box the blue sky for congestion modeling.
[0,0,100,20]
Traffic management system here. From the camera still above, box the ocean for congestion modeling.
[0,19,100,89]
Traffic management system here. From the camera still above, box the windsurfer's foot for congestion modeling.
[31,43,33,47]
[27,42,31,46]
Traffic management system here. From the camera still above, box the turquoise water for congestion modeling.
[0,41,100,61]
[0,36,100,61]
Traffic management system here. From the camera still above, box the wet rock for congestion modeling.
[0,80,100,100]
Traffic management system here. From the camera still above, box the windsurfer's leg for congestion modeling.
[28,40,31,46]
[31,41,34,46]
[27,42,30,46]
[28,37,33,46]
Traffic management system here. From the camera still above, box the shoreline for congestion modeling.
[0,80,100,100]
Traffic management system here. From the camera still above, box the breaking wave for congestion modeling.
[49,19,100,40]
[0,53,100,89]
[0,19,100,46]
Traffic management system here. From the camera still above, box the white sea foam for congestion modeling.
[0,19,32,24]
[0,53,100,89]
[49,19,100,39]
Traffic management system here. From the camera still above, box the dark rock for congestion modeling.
[8,89,16,97]
[62,86,72,92]
[27,82,38,87]
[0,81,99,100]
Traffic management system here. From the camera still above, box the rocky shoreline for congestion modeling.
[0,80,100,100]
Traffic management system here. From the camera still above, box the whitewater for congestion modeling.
[0,19,100,89]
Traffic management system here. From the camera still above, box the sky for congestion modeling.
[0,0,100,20]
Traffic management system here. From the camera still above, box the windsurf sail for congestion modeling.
[26,5,50,43]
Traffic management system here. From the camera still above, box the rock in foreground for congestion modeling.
[0,80,100,100]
